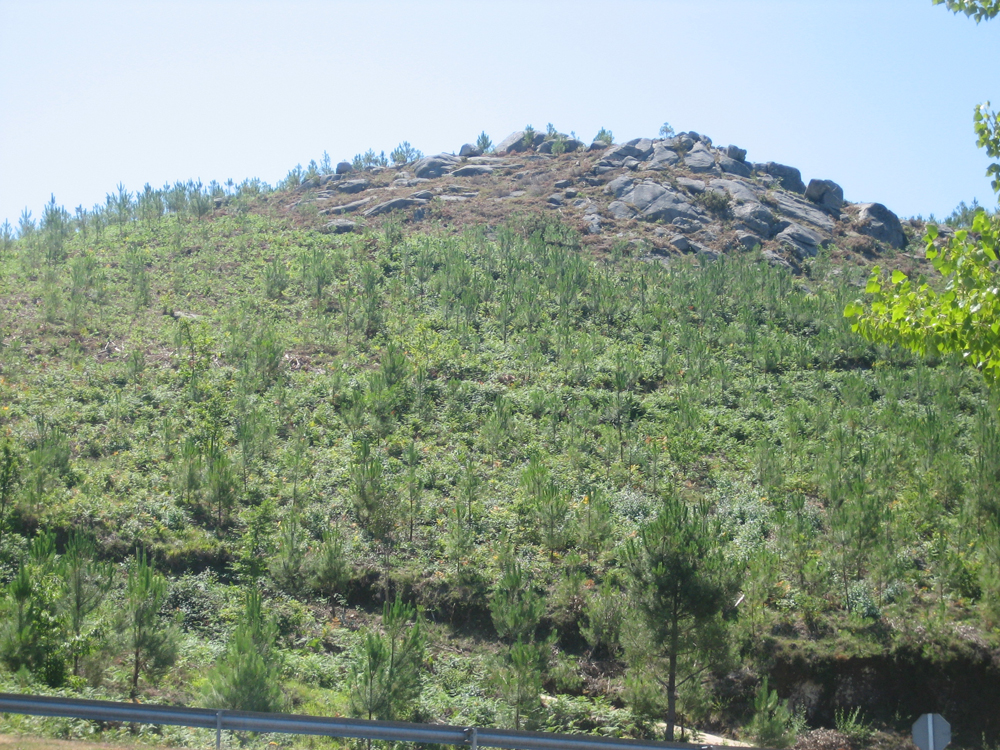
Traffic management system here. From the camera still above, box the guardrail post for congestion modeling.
[464,726,477,750]
[216,710,222,750]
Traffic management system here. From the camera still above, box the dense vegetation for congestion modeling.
[0,180,998,748]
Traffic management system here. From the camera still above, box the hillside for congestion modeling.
[0,127,998,749]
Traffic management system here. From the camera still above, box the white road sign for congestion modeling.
[912,713,951,750]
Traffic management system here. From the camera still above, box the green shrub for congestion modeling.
[695,189,731,216]
[835,706,874,745]
[390,141,423,166]
[747,677,796,748]
[522,125,537,149]
[594,127,614,145]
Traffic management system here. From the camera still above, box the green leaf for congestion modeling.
[891,270,907,284]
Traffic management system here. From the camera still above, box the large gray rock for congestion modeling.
[607,201,636,220]
[671,217,702,232]
[589,140,609,151]
[708,180,760,203]
[562,139,585,153]
[323,219,356,234]
[725,145,747,162]
[665,134,696,152]
[326,197,372,215]
[768,191,836,233]
[676,177,707,194]
[459,143,482,157]
[623,182,669,212]
[412,156,457,179]
[335,161,353,175]
[363,197,429,217]
[621,182,702,223]
[777,222,827,258]
[805,179,844,214]
[603,143,648,164]
[646,144,680,170]
[495,131,529,154]
[718,154,752,178]
[337,179,370,194]
[684,144,718,173]
[733,201,779,237]
[450,164,493,177]
[625,138,655,159]
[760,162,806,193]
[855,202,906,248]
[709,179,759,204]
[736,230,762,249]
[605,175,635,198]
[669,234,692,252]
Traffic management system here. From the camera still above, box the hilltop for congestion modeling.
[0,127,998,750]
[285,128,917,273]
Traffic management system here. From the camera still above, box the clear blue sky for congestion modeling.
[1,0,998,228]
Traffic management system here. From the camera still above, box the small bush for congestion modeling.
[835,706,874,745]
[522,125,537,149]
[594,127,614,145]
[390,142,423,166]
[352,149,389,171]
[696,190,731,217]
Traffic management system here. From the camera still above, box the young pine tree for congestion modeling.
[348,598,424,722]
[203,588,284,713]
[624,497,735,741]
[59,532,113,677]
[121,552,178,698]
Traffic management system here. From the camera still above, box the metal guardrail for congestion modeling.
[0,692,738,750]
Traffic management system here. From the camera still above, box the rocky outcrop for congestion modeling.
[295,126,908,270]
[451,165,493,177]
[412,154,460,179]
[760,162,806,194]
[495,131,528,154]
[684,143,718,174]
[363,197,429,217]
[854,202,906,248]
[805,179,844,215]
[777,222,828,259]
[337,179,370,194]
[324,197,371,215]
[322,219,356,234]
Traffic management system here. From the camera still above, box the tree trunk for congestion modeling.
[131,645,141,698]
[666,606,679,741]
